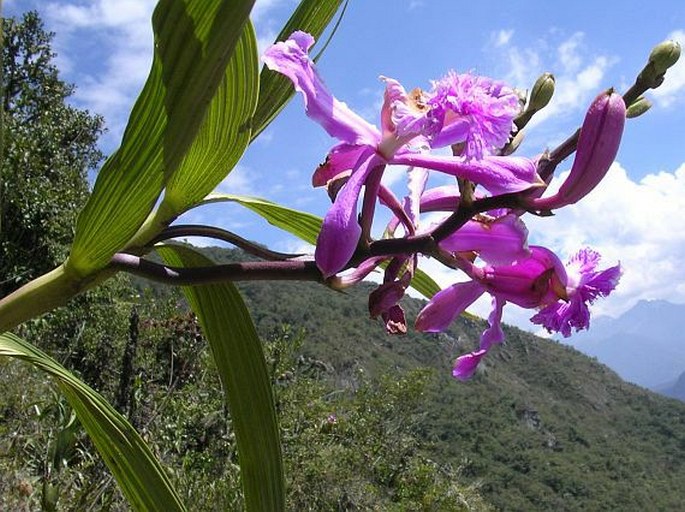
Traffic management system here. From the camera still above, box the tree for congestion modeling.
[1,11,104,296]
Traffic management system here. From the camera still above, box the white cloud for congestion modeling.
[251,0,286,23]
[557,32,583,72]
[44,1,156,149]
[408,161,685,333]
[650,29,685,107]
[41,0,288,149]
[492,29,514,48]
[486,30,614,140]
[216,165,258,196]
[527,160,685,318]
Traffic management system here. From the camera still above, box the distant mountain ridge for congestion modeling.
[565,299,685,391]
[658,370,685,401]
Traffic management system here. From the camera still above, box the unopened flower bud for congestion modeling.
[626,96,652,118]
[527,73,555,112]
[530,90,626,211]
[649,40,681,75]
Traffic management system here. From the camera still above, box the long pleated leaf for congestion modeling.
[202,194,440,297]
[156,245,284,511]
[0,333,185,512]
[69,0,255,275]
[250,0,345,140]
[203,193,322,245]
[162,20,259,214]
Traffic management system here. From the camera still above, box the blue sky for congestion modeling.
[6,0,685,332]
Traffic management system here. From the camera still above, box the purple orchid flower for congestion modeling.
[415,246,620,380]
[530,248,622,336]
[263,32,539,277]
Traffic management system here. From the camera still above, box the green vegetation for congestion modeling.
[1,12,104,296]
[226,261,685,511]
[0,290,490,510]
[4,248,684,510]
[2,6,684,512]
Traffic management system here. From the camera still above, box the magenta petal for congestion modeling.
[428,71,521,158]
[582,264,622,299]
[369,280,407,318]
[391,153,541,194]
[452,349,487,380]
[315,151,381,276]
[419,186,462,212]
[439,214,529,265]
[263,32,381,145]
[313,143,368,187]
[533,91,625,210]
[378,184,412,236]
[330,256,388,288]
[381,76,437,140]
[481,296,505,350]
[429,118,470,149]
[416,281,485,332]
[484,246,567,308]
[531,297,589,337]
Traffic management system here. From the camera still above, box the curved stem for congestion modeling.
[109,253,323,286]
[151,225,302,261]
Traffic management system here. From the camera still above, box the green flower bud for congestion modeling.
[501,130,525,156]
[626,96,652,118]
[649,40,681,75]
[527,73,555,111]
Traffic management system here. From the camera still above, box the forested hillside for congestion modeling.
[212,246,685,511]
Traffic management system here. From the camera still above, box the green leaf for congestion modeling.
[162,20,259,214]
[69,0,255,276]
[202,194,441,298]
[203,193,323,245]
[0,332,185,512]
[250,0,345,140]
[156,244,285,512]
[410,267,441,299]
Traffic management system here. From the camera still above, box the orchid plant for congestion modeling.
[0,1,681,510]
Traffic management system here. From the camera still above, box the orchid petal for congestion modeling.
[313,143,369,187]
[427,71,521,158]
[481,296,505,350]
[439,214,529,266]
[416,281,485,332]
[419,186,462,212]
[581,264,622,300]
[483,246,567,308]
[381,76,436,140]
[378,185,413,236]
[330,256,388,288]
[391,153,542,194]
[452,349,488,380]
[263,32,381,145]
[531,298,588,337]
[369,280,407,318]
[429,118,471,149]
[315,150,382,276]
